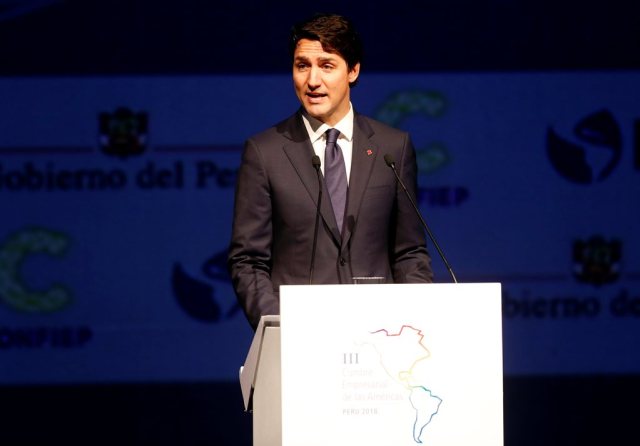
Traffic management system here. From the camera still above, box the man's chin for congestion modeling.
[302,104,329,121]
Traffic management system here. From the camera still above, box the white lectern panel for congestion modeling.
[280,283,503,446]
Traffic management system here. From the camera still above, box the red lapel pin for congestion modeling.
[366,149,373,156]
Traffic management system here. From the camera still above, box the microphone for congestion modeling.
[384,154,458,283]
[309,155,323,284]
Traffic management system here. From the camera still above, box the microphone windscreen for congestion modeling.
[383,154,395,167]
[312,155,321,169]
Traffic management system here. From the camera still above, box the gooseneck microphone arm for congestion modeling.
[309,155,323,284]
[384,154,458,283]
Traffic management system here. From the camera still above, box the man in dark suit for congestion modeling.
[228,13,433,329]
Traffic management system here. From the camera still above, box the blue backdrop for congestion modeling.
[1,72,639,384]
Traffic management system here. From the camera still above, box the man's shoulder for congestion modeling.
[247,112,301,144]
[355,113,407,137]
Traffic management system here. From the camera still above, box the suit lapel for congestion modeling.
[342,114,377,248]
[281,112,342,245]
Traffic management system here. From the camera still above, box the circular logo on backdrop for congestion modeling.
[546,109,622,184]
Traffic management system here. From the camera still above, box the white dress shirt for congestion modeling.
[301,104,354,184]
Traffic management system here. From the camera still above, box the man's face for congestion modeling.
[293,39,360,127]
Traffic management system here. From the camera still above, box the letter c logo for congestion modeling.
[0,228,72,313]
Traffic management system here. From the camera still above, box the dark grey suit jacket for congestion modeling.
[228,109,433,329]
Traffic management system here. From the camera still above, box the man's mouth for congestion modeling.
[306,92,326,99]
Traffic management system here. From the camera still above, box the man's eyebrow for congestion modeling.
[317,56,338,63]
[294,55,338,64]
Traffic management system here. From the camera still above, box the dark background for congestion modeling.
[2,1,640,445]
[2,0,640,75]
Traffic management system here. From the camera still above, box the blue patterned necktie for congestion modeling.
[324,128,348,233]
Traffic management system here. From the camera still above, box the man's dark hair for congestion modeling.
[289,13,364,79]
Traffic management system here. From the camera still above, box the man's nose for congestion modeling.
[308,66,321,87]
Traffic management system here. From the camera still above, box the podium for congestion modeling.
[239,315,282,446]
[240,283,503,446]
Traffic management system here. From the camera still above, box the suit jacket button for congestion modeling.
[339,257,346,266]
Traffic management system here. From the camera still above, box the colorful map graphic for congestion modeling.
[367,325,443,444]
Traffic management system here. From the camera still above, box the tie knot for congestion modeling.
[325,128,340,145]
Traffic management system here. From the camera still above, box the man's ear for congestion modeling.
[348,63,361,84]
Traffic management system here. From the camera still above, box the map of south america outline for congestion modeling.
[365,325,443,444]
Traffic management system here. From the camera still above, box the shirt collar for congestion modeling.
[301,104,354,144]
